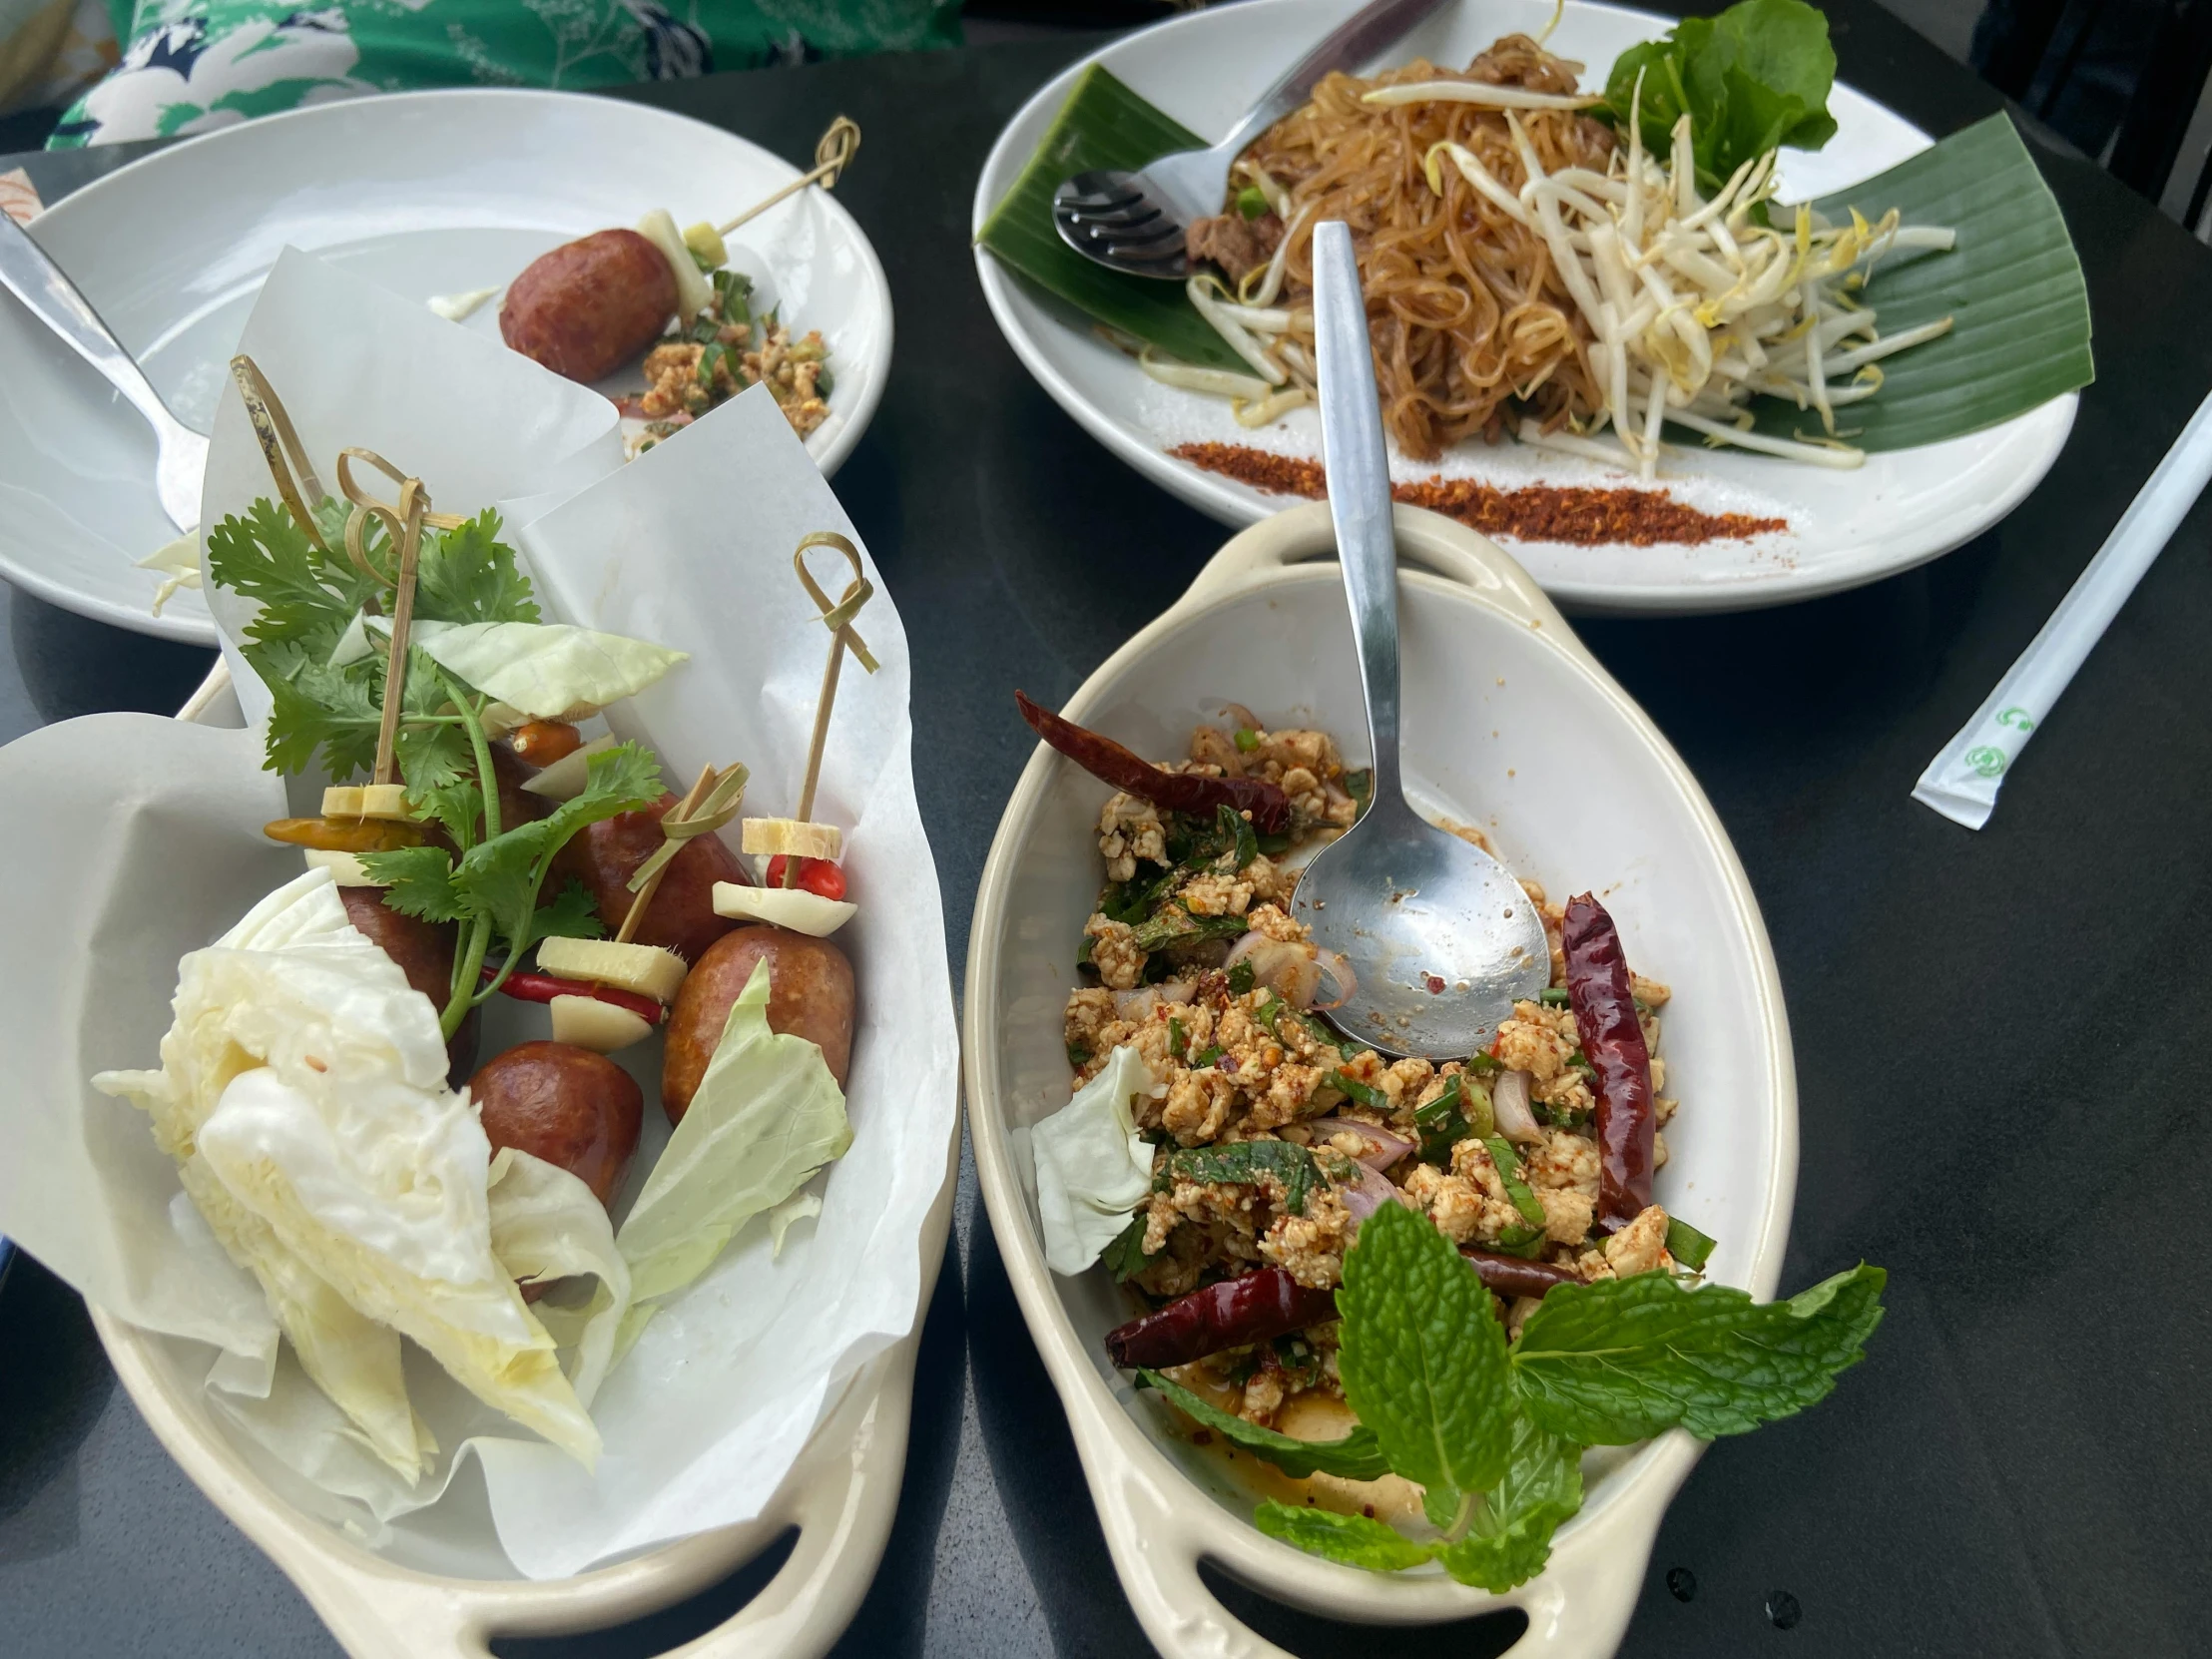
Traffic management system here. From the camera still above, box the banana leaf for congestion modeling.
[982,66,2092,455]
[975,65,1248,372]
[1749,112,2093,451]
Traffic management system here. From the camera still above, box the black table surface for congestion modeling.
[5,4,2209,1655]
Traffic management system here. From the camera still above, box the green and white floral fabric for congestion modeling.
[48,0,959,146]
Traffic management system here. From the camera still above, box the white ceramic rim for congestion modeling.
[967,0,2078,616]
[962,502,1799,1656]
[78,659,956,1659]
[7,86,894,647]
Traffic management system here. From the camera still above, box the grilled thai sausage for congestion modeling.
[551,796,745,964]
[499,229,677,384]
[469,1041,644,1210]
[661,925,854,1122]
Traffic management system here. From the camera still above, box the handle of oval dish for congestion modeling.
[1176,501,1567,637]
[1083,1442,1299,1659]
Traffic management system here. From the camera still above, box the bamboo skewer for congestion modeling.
[783,531,878,886]
[623,761,750,940]
[719,118,861,239]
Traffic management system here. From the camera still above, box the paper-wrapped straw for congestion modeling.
[1915,387,2212,830]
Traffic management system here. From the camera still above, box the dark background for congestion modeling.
[4,1,2210,1655]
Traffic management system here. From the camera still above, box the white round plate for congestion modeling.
[971,0,2076,614]
[3,88,894,646]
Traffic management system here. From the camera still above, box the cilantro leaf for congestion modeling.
[259,653,383,778]
[1431,1415,1583,1591]
[357,846,465,923]
[1510,1264,1887,1444]
[1160,1139,1320,1217]
[1336,1201,1515,1502]
[414,510,540,625]
[206,498,375,661]
[1136,1371,1391,1482]
[527,878,605,948]
[1253,1502,1430,1572]
[397,723,482,848]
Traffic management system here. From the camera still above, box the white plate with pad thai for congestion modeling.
[973,0,2092,614]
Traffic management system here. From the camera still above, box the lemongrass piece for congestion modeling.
[1138,349,1273,401]
[1362,80,1600,112]
[1188,276,1289,386]
[1664,406,1865,467]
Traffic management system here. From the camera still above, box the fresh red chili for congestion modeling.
[766,853,847,900]
[1562,892,1654,1230]
[1104,1267,1336,1369]
[1104,1248,1582,1369]
[1015,690,1292,834]
[489,968,665,1025]
[1460,1249,1581,1299]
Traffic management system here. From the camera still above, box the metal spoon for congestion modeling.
[1290,221,1551,1060]
[0,212,206,532]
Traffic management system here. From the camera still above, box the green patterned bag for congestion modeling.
[49,0,960,147]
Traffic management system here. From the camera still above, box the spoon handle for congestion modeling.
[1313,220,1402,808]
[0,212,180,442]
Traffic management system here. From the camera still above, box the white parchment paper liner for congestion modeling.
[0,250,957,1582]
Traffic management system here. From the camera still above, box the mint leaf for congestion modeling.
[1161,1139,1321,1217]
[1100,1214,1155,1282]
[1431,1415,1583,1591]
[1511,1264,1886,1444]
[1136,1371,1391,1481]
[413,510,539,625]
[1254,1502,1430,1572]
[1337,1201,1515,1500]
[358,846,465,923]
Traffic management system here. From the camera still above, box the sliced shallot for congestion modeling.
[1338,1161,1401,1226]
[1225,932,1322,1008]
[1304,1117,1414,1170]
[1492,1068,1543,1144]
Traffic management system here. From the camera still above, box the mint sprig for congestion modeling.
[1337,1202,1515,1519]
[1189,1203,1884,1592]
[1510,1264,1887,1444]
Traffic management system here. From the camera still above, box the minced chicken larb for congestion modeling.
[1067,708,1681,1429]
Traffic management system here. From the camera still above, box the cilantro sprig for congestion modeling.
[1145,1203,1885,1590]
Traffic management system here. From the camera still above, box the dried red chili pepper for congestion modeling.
[489,968,665,1026]
[1562,892,1654,1230]
[1015,691,1292,834]
[1460,1250,1581,1300]
[1104,1267,1336,1369]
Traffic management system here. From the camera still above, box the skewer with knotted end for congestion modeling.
[781,531,878,886]
[719,117,861,239]
[621,760,749,942]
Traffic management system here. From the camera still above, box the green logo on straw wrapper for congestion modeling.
[1966,746,2007,778]
[1996,707,2036,732]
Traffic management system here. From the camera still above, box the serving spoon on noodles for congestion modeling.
[1289,221,1551,1060]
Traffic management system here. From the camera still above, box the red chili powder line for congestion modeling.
[1169,443,1787,547]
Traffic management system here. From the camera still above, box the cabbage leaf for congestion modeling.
[387,618,686,719]
[1031,1044,1156,1276]
[487,1147,633,1407]
[616,959,851,1305]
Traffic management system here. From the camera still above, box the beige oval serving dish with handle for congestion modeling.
[71,664,960,1659]
[964,502,1798,1657]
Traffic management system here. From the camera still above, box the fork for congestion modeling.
[1051,0,1451,280]
[0,211,208,532]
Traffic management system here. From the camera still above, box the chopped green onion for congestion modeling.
[1331,1071,1387,1110]
[1539,987,1571,1007]
[1235,185,1270,221]
[1193,1043,1226,1067]
[1066,1041,1091,1069]
[1169,1017,1188,1061]
[1464,1052,1501,1075]
[1485,1135,1549,1231]
[1665,1216,1718,1271]
[1233,726,1261,752]
[1415,1076,1467,1164]
[1303,1011,1359,1058]
[698,342,727,386]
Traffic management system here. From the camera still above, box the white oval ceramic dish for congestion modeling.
[970,0,2076,615]
[73,664,958,1659]
[3,88,893,645]
[964,502,1799,1655]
